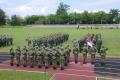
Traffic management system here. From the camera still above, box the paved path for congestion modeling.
[0,54,120,80]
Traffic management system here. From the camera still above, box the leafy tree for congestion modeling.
[0,8,6,25]
[10,15,25,26]
[56,2,70,24]
[35,16,46,24]
[108,9,120,23]
[25,15,40,24]
[56,2,70,15]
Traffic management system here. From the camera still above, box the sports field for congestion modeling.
[0,26,120,56]
[0,70,52,80]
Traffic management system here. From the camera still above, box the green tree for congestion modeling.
[0,8,6,25]
[81,11,91,24]
[10,15,25,26]
[108,9,120,23]
[25,15,40,24]
[35,16,46,24]
[56,2,70,24]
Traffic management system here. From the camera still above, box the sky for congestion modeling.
[0,0,120,17]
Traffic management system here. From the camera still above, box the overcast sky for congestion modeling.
[0,0,120,17]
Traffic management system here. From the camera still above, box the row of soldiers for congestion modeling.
[9,45,71,70]
[0,35,13,47]
[72,33,108,65]
[26,33,69,47]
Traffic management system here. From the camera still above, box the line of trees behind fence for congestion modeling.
[0,2,120,26]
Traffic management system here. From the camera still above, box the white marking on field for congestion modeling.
[0,69,47,73]
[55,72,95,78]
[50,74,56,80]
[96,77,112,80]
[0,63,120,74]
[64,69,120,75]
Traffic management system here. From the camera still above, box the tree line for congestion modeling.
[0,2,120,26]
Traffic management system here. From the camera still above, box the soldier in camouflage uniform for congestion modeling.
[52,47,57,69]
[44,48,49,69]
[78,39,85,53]
[100,46,108,66]
[65,45,71,63]
[60,48,65,70]
[82,44,88,64]
[73,47,79,64]
[29,47,35,68]
[22,46,28,67]
[89,44,97,64]
[73,40,79,64]
[9,48,15,66]
[15,46,21,67]
[36,48,43,68]
[96,34,102,53]
[56,46,61,65]
[48,48,53,65]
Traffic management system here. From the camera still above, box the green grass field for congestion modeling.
[0,27,120,56]
[97,77,112,80]
[0,70,52,80]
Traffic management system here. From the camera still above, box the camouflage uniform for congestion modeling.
[96,34,102,53]
[15,47,21,66]
[22,46,28,67]
[89,45,97,64]
[60,48,65,70]
[52,48,57,69]
[36,48,43,68]
[65,45,71,63]
[44,48,49,69]
[100,46,108,66]
[9,48,15,66]
[73,47,79,64]
[82,44,88,64]
[56,46,61,65]
[29,48,35,68]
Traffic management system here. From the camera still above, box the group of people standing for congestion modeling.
[0,35,13,47]
[26,33,69,47]
[72,33,108,65]
[9,33,108,71]
[9,44,71,70]
[10,33,70,70]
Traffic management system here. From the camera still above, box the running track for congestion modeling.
[0,54,120,80]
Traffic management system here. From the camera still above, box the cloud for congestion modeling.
[15,5,31,13]
[1,0,120,17]
[15,0,58,16]
[3,0,58,17]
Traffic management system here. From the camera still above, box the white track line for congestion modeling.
[64,69,120,75]
[0,63,120,75]
[55,73,95,78]
[50,74,56,80]
[55,73,120,80]
[96,77,112,80]
[0,69,47,73]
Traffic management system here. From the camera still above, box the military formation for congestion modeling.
[9,45,71,70]
[9,33,108,71]
[26,33,69,47]
[73,33,108,65]
[0,35,13,47]
[10,33,71,70]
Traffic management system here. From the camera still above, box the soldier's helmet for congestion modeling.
[39,47,42,50]
[23,46,26,49]
[52,47,56,50]
[61,47,64,50]
[101,46,104,48]
[45,47,48,51]
[10,48,13,51]
[17,46,20,50]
